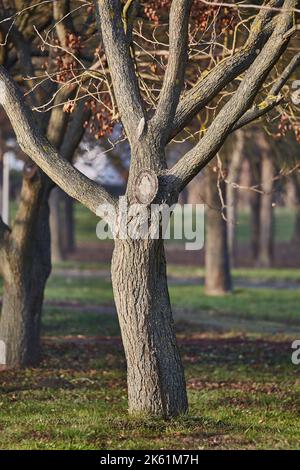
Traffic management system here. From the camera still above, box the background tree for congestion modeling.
[0,0,91,366]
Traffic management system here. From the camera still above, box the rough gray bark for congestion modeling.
[112,238,188,417]
[0,174,51,366]
[0,1,91,368]
[205,167,232,296]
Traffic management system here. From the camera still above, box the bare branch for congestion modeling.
[46,0,80,150]
[95,0,145,144]
[232,52,300,131]
[199,0,300,14]
[231,95,283,131]
[167,0,297,192]
[53,0,73,47]
[151,0,192,142]
[60,99,91,162]
[170,0,283,140]
[0,65,116,214]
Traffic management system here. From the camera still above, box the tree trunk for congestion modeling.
[248,152,262,260]
[226,129,244,265]
[0,175,51,367]
[256,136,275,268]
[204,167,232,295]
[0,156,3,215]
[50,187,65,263]
[62,194,75,253]
[249,189,261,260]
[111,238,188,417]
[292,173,300,244]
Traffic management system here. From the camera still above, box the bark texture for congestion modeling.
[111,238,188,417]
[0,175,51,366]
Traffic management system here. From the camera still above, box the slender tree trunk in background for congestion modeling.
[50,187,65,263]
[205,167,232,295]
[227,130,244,265]
[0,175,51,367]
[50,190,76,260]
[62,194,75,253]
[187,172,205,204]
[0,156,3,214]
[249,159,261,260]
[292,172,300,244]
[111,238,188,417]
[256,134,275,268]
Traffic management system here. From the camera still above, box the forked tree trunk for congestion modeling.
[111,238,188,417]
[204,167,232,295]
[0,176,51,367]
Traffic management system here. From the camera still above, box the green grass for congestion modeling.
[170,286,300,323]
[236,207,295,244]
[44,276,114,305]
[167,265,300,281]
[0,266,300,449]
[0,332,299,449]
[43,271,300,325]
[75,204,100,243]
[0,268,299,330]
[43,308,120,337]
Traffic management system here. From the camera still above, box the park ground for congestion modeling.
[0,206,299,449]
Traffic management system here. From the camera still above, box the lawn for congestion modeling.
[0,261,300,449]
[0,327,299,449]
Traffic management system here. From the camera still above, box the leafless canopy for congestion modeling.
[0,0,299,218]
